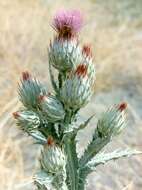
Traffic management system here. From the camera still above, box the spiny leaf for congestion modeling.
[79,135,110,167]
[64,115,94,137]
[73,115,94,136]
[87,148,142,170]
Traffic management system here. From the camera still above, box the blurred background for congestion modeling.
[0,0,142,189]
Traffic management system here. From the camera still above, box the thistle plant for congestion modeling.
[13,10,141,190]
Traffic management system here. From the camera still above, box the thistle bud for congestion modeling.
[97,102,127,138]
[49,39,83,72]
[60,64,94,110]
[49,9,83,72]
[13,110,40,131]
[40,137,66,173]
[19,71,47,109]
[38,95,65,122]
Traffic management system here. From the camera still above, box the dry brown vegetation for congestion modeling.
[0,0,142,189]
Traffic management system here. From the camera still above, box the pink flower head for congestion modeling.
[53,9,83,39]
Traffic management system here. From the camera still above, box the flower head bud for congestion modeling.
[49,38,83,72]
[97,102,127,138]
[53,9,83,40]
[19,72,47,109]
[13,110,40,131]
[38,94,65,122]
[40,137,66,173]
[60,64,94,110]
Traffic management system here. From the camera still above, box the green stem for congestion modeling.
[64,137,78,190]
[63,111,79,190]
[58,72,63,89]
[58,71,66,89]
[78,167,90,190]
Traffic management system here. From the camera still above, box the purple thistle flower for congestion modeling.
[53,9,83,39]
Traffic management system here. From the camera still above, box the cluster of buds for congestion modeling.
[49,10,95,111]
[12,9,140,190]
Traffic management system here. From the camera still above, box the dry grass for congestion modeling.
[0,0,142,189]
[0,129,24,189]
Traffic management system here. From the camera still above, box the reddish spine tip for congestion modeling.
[22,71,31,81]
[82,44,92,58]
[13,112,19,119]
[47,136,54,146]
[38,95,46,102]
[118,102,127,112]
[75,64,88,77]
